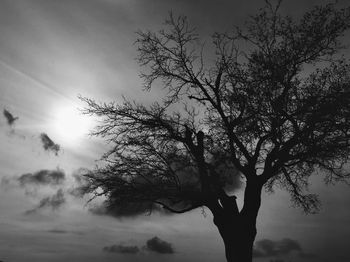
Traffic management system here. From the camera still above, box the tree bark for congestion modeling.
[209,179,263,262]
[214,214,257,262]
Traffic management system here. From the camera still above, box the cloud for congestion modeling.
[103,244,140,254]
[2,108,25,138]
[102,237,175,255]
[89,201,165,218]
[68,169,93,197]
[25,188,66,214]
[47,229,69,234]
[18,169,65,186]
[253,238,316,259]
[40,133,60,155]
[77,153,239,219]
[3,109,18,126]
[68,184,91,198]
[144,236,174,254]
[254,238,301,257]
[47,229,84,235]
[68,170,168,218]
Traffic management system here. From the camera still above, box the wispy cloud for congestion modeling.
[67,169,93,197]
[25,188,66,214]
[18,169,65,186]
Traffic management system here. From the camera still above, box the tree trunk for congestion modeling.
[213,210,257,262]
[227,219,257,262]
[210,179,263,262]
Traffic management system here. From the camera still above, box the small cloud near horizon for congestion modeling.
[144,236,174,254]
[47,229,85,235]
[253,238,317,260]
[103,244,140,254]
[102,236,175,255]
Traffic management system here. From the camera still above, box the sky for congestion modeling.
[0,0,350,262]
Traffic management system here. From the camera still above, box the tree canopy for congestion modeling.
[81,1,350,217]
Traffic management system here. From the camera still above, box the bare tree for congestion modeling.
[81,2,350,262]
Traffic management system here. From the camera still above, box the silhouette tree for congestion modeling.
[81,2,350,262]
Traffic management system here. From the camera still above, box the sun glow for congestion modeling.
[50,104,94,146]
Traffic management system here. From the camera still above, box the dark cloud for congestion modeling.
[2,108,25,138]
[71,169,171,217]
[40,133,60,155]
[144,236,174,254]
[89,201,165,218]
[103,244,140,254]
[25,188,66,214]
[102,237,174,255]
[82,154,238,218]
[253,238,316,259]
[254,238,301,257]
[87,162,224,219]
[3,109,18,126]
[18,169,65,186]
[47,229,69,234]
[47,229,84,235]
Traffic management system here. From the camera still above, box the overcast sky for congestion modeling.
[0,1,350,262]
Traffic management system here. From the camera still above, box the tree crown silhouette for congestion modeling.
[81,2,350,261]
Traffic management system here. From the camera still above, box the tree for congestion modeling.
[81,2,350,262]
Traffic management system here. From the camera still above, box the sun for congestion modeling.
[50,104,94,146]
